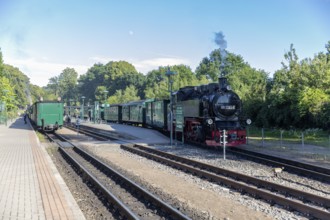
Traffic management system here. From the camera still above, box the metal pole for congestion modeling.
[246,127,249,145]
[301,132,304,148]
[280,130,283,147]
[82,100,84,119]
[166,67,176,147]
[223,129,226,160]
[262,128,264,147]
[170,78,173,147]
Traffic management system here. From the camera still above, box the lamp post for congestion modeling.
[103,90,108,105]
[166,67,177,147]
[69,99,74,117]
[81,96,85,119]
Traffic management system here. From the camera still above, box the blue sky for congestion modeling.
[0,0,329,86]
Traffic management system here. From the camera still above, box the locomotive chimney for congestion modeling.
[219,77,228,90]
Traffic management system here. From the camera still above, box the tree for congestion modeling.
[2,64,31,108]
[103,61,145,98]
[298,88,329,126]
[121,85,140,103]
[266,43,330,129]
[144,65,207,100]
[326,41,330,63]
[226,66,268,126]
[0,76,16,112]
[0,48,3,77]
[29,84,47,103]
[195,50,221,81]
[78,63,107,103]
[107,85,140,104]
[94,86,108,104]
[144,68,168,99]
[58,68,78,104]
[78,61,145,103]
[107,90,122,104]
[47,76,59,96]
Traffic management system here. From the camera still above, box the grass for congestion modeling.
[35,131,47,142]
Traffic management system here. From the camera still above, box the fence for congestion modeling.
[245,127,330,163]
[246,127,330,148]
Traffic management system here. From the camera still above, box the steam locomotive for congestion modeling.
[101,77,247,147]
[102,77,246,147]
[176,77,246,146]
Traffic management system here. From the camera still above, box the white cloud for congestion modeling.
[89,56,191,74]
[133,57,191,73]
[3,54,192,87]
[4,57,90,87]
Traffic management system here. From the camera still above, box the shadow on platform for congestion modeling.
[7,117,33,130]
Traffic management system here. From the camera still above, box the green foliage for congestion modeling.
[47,76,59,96]
[29,84,47,103]
[0,77,17,111]
[78,63,106,103]
[58,68,78,102]
[78,61,146,103]
[144,65,207,100]
[108,85,140,104]
[144,68,168,99]
[44,67,78,105]
[265,43,330,129]
[0,48,3,77]
[2,64,30,108]
[95,86,108,104]
[121,85,140,103]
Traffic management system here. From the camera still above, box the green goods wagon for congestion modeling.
[30,101,64,131]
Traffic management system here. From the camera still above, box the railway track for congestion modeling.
[228,147,330,183]
[121,144,330,220]
[63,123,330,183]
[47,133,191,220]
[64,123,134,142]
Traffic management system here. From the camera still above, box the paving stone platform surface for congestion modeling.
[0,118,85,220]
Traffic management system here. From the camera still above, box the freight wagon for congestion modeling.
[28,101,64,132]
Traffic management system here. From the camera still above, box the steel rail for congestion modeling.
[52,129,191,219]
[121,144,330,219]
[58,147,140,220]
[228,147,330,183]
[64,123,330,183]
[131,144,330,208]
[63,124,112,141]
[70,145,190,220]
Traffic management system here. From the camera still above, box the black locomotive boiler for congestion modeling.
[175,77,246,147]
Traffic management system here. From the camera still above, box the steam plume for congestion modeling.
[214,31,228,75]
[214,31,227,50]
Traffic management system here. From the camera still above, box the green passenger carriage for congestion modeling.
[145,99,169,130]
[121,100,146,125]
[104,104,122,122]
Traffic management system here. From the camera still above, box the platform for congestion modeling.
[0,118,85,220]
[77,120,171,145]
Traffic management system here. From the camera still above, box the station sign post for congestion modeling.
[175,103,184,144]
